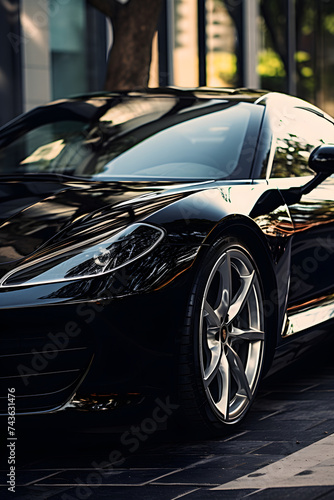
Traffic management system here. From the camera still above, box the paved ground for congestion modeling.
[1,338,334,500]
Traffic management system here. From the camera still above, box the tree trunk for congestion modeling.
[88,0,162,91]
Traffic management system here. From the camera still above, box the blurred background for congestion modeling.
[1,0,333,127]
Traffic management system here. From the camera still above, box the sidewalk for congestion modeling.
[1,341,334,499]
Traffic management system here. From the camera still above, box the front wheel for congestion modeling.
[179,238,266,435]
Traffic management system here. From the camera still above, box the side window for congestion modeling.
[271,108,334,178]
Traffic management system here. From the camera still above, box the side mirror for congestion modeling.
[276,144,334,207]
[309,144,334,176]
[298,144,334,196]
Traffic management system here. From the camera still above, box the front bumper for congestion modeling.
[0,270,192,415]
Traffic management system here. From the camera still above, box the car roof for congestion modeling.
[50,88,333,120]
[1,86,270,140]
[51,86,270,106]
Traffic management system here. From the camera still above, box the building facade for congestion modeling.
[0,0,333,127]
[0,0,107,126]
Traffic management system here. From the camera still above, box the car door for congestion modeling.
[267,104,334,334]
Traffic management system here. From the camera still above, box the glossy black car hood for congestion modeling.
[0,177,209,264]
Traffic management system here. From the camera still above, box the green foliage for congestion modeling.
[216,52,237,86]
[324,13,334,35]
[257,49,285,91]
[257,49,285,78]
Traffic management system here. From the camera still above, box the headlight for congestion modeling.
[0,223,164,287]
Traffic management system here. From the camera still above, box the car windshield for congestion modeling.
[0,98,253,181]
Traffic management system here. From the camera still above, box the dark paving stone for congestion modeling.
[303,426,334,442]
[311,383,334,391]
[183,488,334,499]
[2,484,197,500]
[276,385,322,393]
[240,423,334,443]
[284,410,334,422]
[260,383,321,393]
[259,391,334,401]
[168,440,272,456]
[249,486,334,499]
[214,440,273,454]
[32,468,179,486]
[237,411,282,422]
[150,459,282,486]
[11,438,129,470]
[304,420,334,434]
[253,440,313,456]
[177,487,257,498]
[0,485,71,500]
[0,470,63,486]
[236,430,308,441]
[277,401,334,421]
[121,453,213,468]
[179,454,285,471]
[152,467,248,486]
[250,399,295,411]
[241,419,323,432]
[136,443,226,457]
[320,489,334,499]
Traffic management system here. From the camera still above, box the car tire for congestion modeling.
[178,236,266,436]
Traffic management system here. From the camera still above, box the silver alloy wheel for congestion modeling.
[199,245,264,423]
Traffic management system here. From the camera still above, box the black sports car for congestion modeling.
[1,87,334,434]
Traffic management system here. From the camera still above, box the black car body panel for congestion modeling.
[0,88,333,421]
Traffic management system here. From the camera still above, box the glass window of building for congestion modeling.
[173,0,199,86]
[19,0,106,112]
[49,0,88,99]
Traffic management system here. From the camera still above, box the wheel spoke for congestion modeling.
[228,271,255,323]
[215,351,230,420]
[203,300,223,386]
[229,326,264,342]
[226,344,252,400]
[203,300,220,328]
[202,327,215,370]
[203,341,222,387]
[214,252,231,321]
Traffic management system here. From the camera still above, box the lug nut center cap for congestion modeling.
[221,325,228,343]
